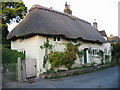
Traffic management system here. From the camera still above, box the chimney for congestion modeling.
[110,34,113,38]
[64,2,72,15]
[93,19,98,29]
[67,5,70,9]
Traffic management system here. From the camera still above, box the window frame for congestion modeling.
[104,48,108,55]
[92,48,99,56]
[53,36,61,41]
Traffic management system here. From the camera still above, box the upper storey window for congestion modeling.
[53,37,61,41]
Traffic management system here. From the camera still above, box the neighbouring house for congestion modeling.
[92,19,108,41]
[108,34,120,43]
[7,3,111,77]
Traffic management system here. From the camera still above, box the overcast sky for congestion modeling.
[8,0,119,37]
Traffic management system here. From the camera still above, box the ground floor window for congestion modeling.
[92,48,98,56]
[104,48,108,55]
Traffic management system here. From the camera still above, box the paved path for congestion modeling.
[3,66,119,88]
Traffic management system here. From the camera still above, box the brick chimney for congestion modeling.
[110,34,113,38]
[93,19,98,29]
[64,2,72,15]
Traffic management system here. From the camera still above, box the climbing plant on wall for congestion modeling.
[49,42,83,69]
[105,55,110,63]
[98,50,104,64]
[88,47,94,63]
[40,38,53,68]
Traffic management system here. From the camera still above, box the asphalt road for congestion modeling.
[18,66,119,88]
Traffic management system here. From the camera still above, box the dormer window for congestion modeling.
[54,37,56,41]
[53,37,61,41]
[57,37,60,41]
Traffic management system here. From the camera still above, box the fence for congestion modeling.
[2,63,17,83]
[2,58,26,84]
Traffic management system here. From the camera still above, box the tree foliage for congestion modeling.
[1,44,25,64]
[49,42,82,69]
[112,42,120,62]
[98,50,104,64]
[2,2,27,44]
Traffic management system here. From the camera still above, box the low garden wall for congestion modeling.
[40,64,110,79]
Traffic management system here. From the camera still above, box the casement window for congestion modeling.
[92,49,98,56]
[53,37,61,41]
[104,49,108,55]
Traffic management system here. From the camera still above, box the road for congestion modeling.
[18,66,119,88]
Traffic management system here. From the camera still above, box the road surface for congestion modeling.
[18,66,119,88]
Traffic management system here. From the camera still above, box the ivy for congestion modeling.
[98,50,104,64]
[105,55,110,63]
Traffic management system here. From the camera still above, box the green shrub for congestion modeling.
[43,68,56,74]
[49,42,82,69]
[72,72,80,75]
[44,76,49,79]
[57,69,67,72]
[72,67,81,69]
[2,45,25,64]
[49,51,64,67]
[47,68,56,74]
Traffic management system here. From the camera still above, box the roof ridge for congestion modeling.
[29,4,90,24]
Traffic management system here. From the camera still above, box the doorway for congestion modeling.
[84,48,88,64]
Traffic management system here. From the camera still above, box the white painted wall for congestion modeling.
[11,35,111,76]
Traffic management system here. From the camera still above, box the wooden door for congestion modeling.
[25,59,37,78]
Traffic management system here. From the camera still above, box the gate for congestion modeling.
[2,58,37,84]
[25,59,37,78]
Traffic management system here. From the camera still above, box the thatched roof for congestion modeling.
[7,4,106,43]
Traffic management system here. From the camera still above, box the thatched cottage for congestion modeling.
[7,4,111,77]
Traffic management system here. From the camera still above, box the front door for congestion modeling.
[84,49,87,63]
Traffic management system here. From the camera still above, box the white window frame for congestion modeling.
[53,36,61,42]
[104,48,108,55]
[92,48,99,56]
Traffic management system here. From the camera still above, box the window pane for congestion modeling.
[104,49,107,54]
[57,37,60,41]
[53,37,56,41]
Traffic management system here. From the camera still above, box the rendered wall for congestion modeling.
[11,35,111,75]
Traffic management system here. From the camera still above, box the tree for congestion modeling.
[112,42,120,63]
[2,1,27,45]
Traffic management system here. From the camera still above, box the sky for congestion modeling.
[8,0,120,37]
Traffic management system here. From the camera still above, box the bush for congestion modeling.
[49,51,64,67]
[72,67,81,69]
[43,68,56,74]
[57,69,67,72]
[49,42,82,69]
[2,45,25,64]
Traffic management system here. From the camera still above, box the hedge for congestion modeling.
[1,44,25,64]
